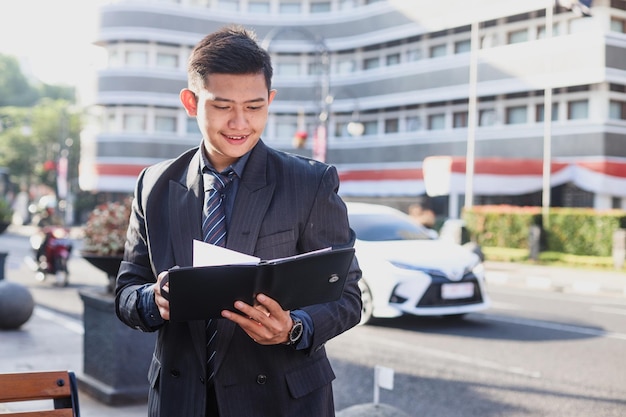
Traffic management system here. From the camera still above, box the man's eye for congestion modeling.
[248,106,262,111]
[214,105,229,110]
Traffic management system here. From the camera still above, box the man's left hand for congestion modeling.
[221,294,292,345]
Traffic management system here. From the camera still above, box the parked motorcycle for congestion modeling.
[26,226,73,286]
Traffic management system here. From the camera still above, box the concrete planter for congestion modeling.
[78,288,156,405]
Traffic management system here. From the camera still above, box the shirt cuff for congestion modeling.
[137,284,165,329]
[290,310,313,350]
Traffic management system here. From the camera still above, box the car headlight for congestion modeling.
[388,260,444,278]
[471,262,485,279]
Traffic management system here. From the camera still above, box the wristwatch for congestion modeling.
[285,316,303,345]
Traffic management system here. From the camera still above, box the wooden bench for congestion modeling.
[0,370,80,416]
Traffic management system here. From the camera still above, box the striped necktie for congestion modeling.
[202,170,233,246]
[203,169,233,385]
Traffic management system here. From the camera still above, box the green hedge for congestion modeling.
[462,206,626,257]
[462,205,541,250]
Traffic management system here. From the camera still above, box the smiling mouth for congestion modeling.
[224,134,248,140]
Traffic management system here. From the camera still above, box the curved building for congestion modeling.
[80,0,626,215]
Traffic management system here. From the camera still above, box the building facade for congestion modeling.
[79,0,626,216]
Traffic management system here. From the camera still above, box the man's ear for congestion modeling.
[180,89,198,116]
[268,89,277,105]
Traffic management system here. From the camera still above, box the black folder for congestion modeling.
[166,247,355,321]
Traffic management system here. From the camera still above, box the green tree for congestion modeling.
[0,101,81,194]
[0,55,39,106]
[0,53,82,220]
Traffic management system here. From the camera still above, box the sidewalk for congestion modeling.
[0,306,148,417]
[485,260,626,297]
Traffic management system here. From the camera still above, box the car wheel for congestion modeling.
[54,257,69,287]
[358,279,374,325]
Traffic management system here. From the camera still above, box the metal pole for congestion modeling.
[465,18,479,212]
[314,42,331,163]
[542,1,554,228]
[262,28,330,163]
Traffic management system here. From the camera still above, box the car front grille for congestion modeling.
[415,274,483,307]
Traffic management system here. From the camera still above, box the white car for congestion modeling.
[346,202,490,324]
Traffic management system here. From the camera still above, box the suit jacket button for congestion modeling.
[170,369,181,378]
[256,374,267,385]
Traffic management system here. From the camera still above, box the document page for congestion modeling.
[192,239,259,267]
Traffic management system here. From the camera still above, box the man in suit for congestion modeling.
[115,25,362,417]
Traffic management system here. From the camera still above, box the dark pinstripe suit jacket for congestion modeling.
[115,140,362,417]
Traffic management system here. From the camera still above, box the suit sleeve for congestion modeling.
[299,164,362,353]
[115,167,164,332]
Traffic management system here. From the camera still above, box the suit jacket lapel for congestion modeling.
[169,149,203,267]
[167,149,207,368]
[227,141,275,256]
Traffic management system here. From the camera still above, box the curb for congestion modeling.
[337,403,411,417]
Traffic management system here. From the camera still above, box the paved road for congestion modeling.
[1,224,624,415]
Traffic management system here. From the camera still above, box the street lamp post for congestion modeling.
[262,28,331,163]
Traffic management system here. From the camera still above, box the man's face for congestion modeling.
[182,73,276,172]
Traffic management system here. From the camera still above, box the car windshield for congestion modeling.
[349,212,434,242]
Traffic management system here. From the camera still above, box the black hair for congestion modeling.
[187,25,273,93]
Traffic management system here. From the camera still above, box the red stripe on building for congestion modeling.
[445,157,569,176]
[95,164,148,176]
[576,161,626,178]
[338,168,423,181]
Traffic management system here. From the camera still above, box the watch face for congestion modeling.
[290,320,303,343]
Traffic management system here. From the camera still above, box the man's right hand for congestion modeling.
[154,270,171,320]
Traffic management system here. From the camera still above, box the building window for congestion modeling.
[610,100,626,120]
[386,53,401,66]
[453,111,468,128]
[508,29,528,44]
[155,115,177,133]
[568,100,589,120]
[108,50,121,68]
[339,0,355,10]
[536,103,559,122]
[310,1,331,12]
[276,120,298,139]
[126,50,148,67]
[187,118,201,134]
[276,62,300,76]
[610,18,626,33]
[248,1,270,12]
[189,0,210,6]
[427,114,445,130]
[337,59,355,74]
[429,44,447,58]
[537,24,560,39]
[123,114,146,132]
[384,118,399,133]
[406,116,421,131]
[335,122,348,137]
[362,120,378,135]
[363,57,380,70]
[479,109,497,126]
[407,48,422,61]
[218,0,238,11]
[506,106,527,124]
[105,113,117,132]
[279,1,301,13]
[156,52,178,69]
[454,39,471,54]
[612,197,622,209]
